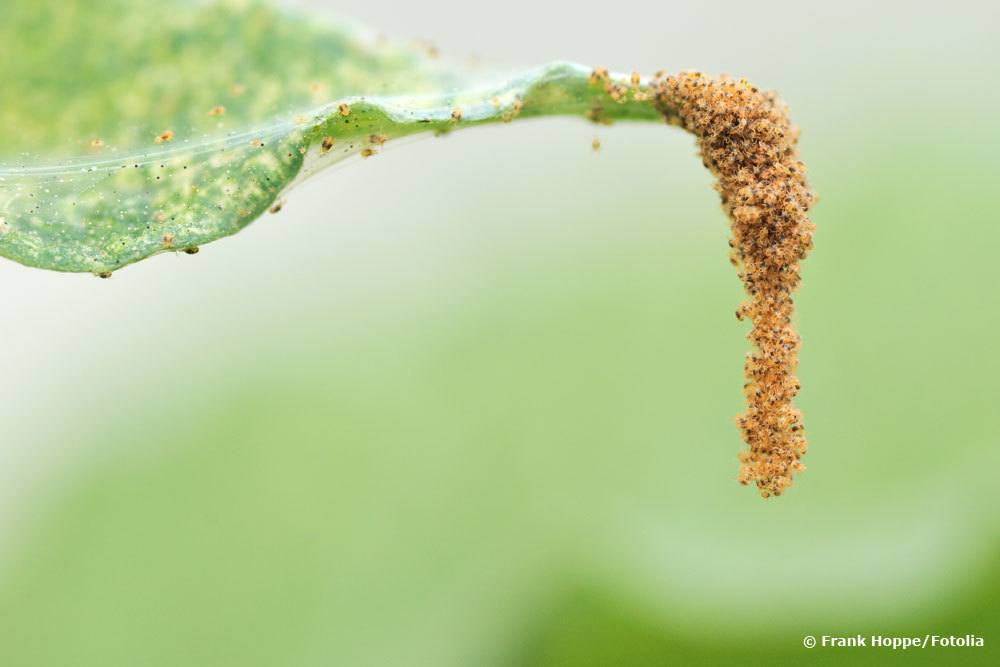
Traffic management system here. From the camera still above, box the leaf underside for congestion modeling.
[0,0,664,274]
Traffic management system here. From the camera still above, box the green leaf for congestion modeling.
[0,0,661,274]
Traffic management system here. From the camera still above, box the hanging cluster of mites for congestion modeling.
[90,72,813,500]
[589,68,816,497]
[662,71,814,497]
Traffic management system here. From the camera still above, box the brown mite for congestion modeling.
[589,66,609,85]
[183,247,199,255]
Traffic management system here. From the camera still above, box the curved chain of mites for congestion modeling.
[651,72,816,498]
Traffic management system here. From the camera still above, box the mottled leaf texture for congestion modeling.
[0,0,660,274]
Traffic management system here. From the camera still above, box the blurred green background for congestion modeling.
[0,0,997,664]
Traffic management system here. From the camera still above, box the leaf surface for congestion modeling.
[0,0,659,273]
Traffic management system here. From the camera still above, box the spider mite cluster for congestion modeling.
[640,71,816,497]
